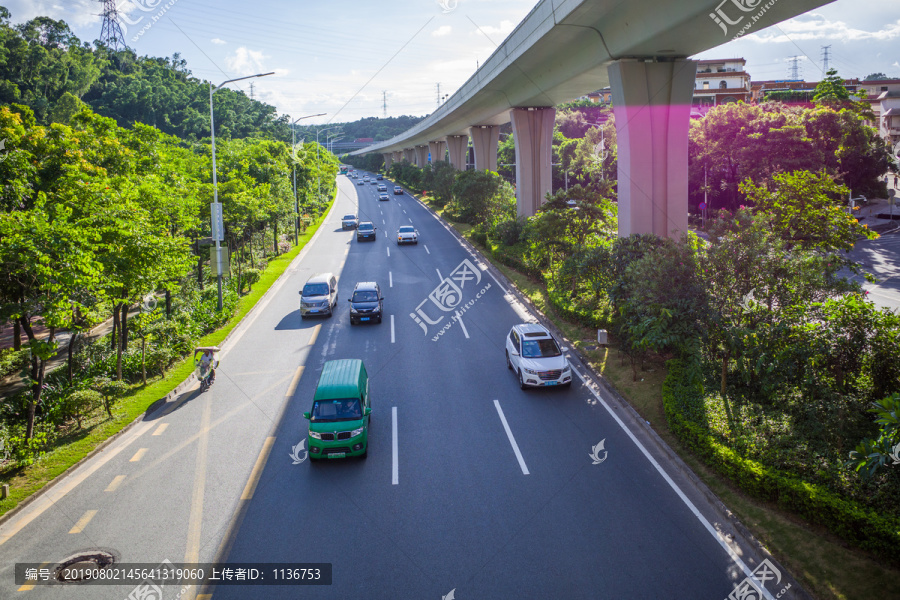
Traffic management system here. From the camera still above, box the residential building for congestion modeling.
[693,58,751,107]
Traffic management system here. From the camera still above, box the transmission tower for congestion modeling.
[821,45,831,74]
[788,55,802,80]
[98,0,128,51]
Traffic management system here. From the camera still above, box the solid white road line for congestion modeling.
[392,407,399,485]
[391,315,395,343]
[493,400,530,475]
[570,369,776,600]
[455,311,469,339]
[409,218,412,223]
[389,271,393,287]
[424,245,430,255]
[436,269,443,281]
[386,246,390,257]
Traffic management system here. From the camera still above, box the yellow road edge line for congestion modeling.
[285,366,305,398]
[104,475,126,492]
[184,397,212,565]
[152,423,169,436]
[308,323,322,346]
[17,561,51,591]
[240,437,276,501]
[68,509,97,534]
[129,448,148,462]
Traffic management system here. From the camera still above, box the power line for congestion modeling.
[98,0,128,51]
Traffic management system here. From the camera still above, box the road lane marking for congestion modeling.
[382,218,385,224]
[408,218,412,223]
[308,323,321,346]
[391,315,395,343]
[285,366,305,398]
[185,396,212,564]
[455,311,470,339]
[389,271,393,287]
[241,436,276,500]
[392,407,399,485]
[129,448,148,462]
[436,268,443,281]
[17,562,50,590]
[570,369,776,598]
[152,423,168,436]
[68,510,97,534]
[493,400,529,475]
[424,245,430,255]
[104,475,126,492]
[386,246,390,257]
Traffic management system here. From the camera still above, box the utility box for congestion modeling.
[209,247,230,276]
[597,329,608,346]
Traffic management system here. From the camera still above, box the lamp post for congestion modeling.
[291,113,326,245]
[315,125,341,203]
[328,134,344,154]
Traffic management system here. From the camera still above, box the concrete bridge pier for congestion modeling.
[403,148,415,163]
[415,145,429,167]
[428,140,447,165]
[392,151,402,165]
[469,125,500,172]
[446,135,468,170]
[383,153,393,169]
[608,58,697,239]
[510,107,556,218]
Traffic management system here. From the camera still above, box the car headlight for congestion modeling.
[309,430,322,440]
[350,426,364,437]
[523,367,540,375]
[350,306,358,314]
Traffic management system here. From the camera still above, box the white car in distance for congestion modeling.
[396,225,418,245]
[505,324,572,389]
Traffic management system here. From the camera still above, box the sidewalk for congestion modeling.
[857,196,900,234]
[0,307,142,399]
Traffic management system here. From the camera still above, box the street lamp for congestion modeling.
[291,113,326,244]
[210,71,274,310]
[327,134,344,154]
[315,125,341,203]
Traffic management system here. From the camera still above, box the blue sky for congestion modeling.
[3,0,900,126]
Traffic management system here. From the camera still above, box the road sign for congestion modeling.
[209,247,230,276]
[210,202,224,241]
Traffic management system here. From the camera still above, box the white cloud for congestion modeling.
[746,15,900,43]
[894,61,900,69]
[432,25,452,37]
[211,38,226,45]
[225,47,269,73]
[472,19,514,40]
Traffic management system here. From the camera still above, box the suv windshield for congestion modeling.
[303,283,329,297]
[399,226,414,233]
[343,214,356,220]
[359,223,374,231]
[311,399,362,422]
[352,290,378,302]
[522,338,561,358]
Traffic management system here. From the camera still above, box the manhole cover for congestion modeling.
[55,551,116,582]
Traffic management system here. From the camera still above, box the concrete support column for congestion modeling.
[446,135,468,170]
[392,151,402,165]
[608,58,697,239]
[383,153,393,169]
[414,145,429,168]
[403,148,415,163]
[469,125,500,172]
[510,107,556,218]
[428,140,447,165]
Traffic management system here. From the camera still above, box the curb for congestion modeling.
[409,192,813,600]
[0,188,340,529]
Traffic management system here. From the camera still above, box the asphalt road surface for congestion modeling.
[0,174,797,600]
[845,230,900,313]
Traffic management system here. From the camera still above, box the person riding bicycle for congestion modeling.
[195,347,219,385]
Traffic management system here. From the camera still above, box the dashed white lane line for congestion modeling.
[424,245,430,255]
[493,400,529,475]
[386,246,390,258]
[455,311,470,339]
[392,407,399,485]
[389,271,393,287]
[436,269,443,281]
[391,315,395,344]
[408,218,412,223]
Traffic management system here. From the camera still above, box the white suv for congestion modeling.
[505,324,572,389]
[300,273,338,318]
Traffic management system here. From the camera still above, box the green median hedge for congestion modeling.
[663,358,900,564]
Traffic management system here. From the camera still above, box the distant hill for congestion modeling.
[293,115,426,144]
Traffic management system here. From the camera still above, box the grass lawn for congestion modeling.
[421,194,900,600]
[0,193,335,519]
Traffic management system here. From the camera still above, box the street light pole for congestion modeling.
[315,125,341,204]
[210,71,274,311]
[291,113,326,245]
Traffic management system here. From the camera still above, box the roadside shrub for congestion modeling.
[0,347,30,379]
[63,390,103,428]
[494,218,526,246]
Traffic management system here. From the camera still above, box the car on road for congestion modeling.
[393,186,404,195]
[378,193,389,201]
[341,214,359,229]
[396,225,418,245]
[505,323,573,389]
[370,180,378,185]
[300,273,339,319]
[348,281,383,325]
[356,221,377,241]
[377,184,387,192]
[376,175,383,180]
[303,359,370,460]
[363,176,370,182]
[357,179,365,185]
